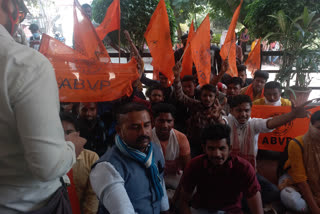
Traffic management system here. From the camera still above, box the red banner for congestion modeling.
[180,21,195,78]
[245,38,261,76]
[251,105,320,152]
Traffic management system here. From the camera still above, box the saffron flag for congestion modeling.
[96,0,120,40]
[180,21,195,78]
[245,38,261,76]
[39,34,139,102]
[220,0,243,77]
[190,15,211,86]
[73,0,110,63]
[144,0,175,86]
[251,105,320,152]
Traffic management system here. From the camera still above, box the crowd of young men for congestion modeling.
[1,1,319,214]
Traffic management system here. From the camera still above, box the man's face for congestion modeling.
[204,139,230,166]
[252,77,266,93]
[264,88,281,103]
[154,113,174,141]
[230,102,252,124]
[150,89,164,104]
[227,83,241,97]
[200,90,216,108]
[117,110,152,152]
[159,75,168,88]
[182,81,195,97]
[238,71,247,85]
[61,120,77,138]
[83,6,92,20]
[79,102,97,121]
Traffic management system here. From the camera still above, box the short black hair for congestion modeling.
[226,77,242,87]
[237,64,247,73]
[152,103,176,119]
[264,81,281,92]
[181,34,188,41]
[60,112,79,131]
[81,3,91,9]
[29,24,39,33]
[221,73,232,85]
[229,95,252,108]
[311,110,320,125]
[116,103,150,124]
[146,85,164,98]
[181,75,194,83]
[202,124,231,147]
[254,70,269,81]
[200,84,216,95]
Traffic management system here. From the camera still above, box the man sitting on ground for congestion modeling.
[151,103,191,189]
[240,70,269,102]
[253,81,291,106]
[90,103,170,214]
[179,124,263,214]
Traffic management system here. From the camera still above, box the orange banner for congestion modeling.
[180,21,195,78]
[96,0,120,40]
[73,0,110,62]
[220,0,243,77]
[144,0,175,86]
[251,105,320,152]
[245,39,261,77]
[190,15,211,86]
[40,35,139,102]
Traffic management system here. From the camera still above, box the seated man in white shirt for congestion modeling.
[90,103,170,214]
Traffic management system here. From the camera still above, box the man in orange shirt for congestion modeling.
[151,103,191,190]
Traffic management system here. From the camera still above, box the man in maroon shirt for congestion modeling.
[179,124,263,214]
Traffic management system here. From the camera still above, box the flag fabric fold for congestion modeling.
[96,0,120,40]
[220,0,243,77]
[144,0,175,86]
[180,21,195,78]
[245,38,261,77]
[190,15,211,86]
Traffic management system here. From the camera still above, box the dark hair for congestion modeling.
[116,103,149,124]
[237,64,247,73]
[264,81,281,92]
[311,111,320,125]
[221,73,232,85]
[181,34,188,40]
[81,3,91,9]
[229,95,252,108]
[146,85,164,98]
[29,24,39,33]
[152,103,176,119]
[202,124,231,147]
[181,75,194,83]
[254,70,269,81]
[60,112,79,131]
[200,84,216,95]
[227,77,242,87]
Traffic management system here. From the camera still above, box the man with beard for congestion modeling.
[90,103,170,214]
[77,102,108,156]
[179,124,263,214]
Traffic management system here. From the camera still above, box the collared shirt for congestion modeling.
[72,149,99,214]
[181,155,261,213]
[0,25,75,213]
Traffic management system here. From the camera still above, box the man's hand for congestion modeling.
[290,99,313,118]
[66,132,86,157]
[173,61,182,79]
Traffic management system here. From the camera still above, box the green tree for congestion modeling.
[92,0,177,52]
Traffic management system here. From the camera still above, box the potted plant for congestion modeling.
[266,7,320,104]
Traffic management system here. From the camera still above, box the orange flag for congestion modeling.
[40,34,139,102]
[180,21,195,78]
[73,0,110,63]
[144,0,175,86]
[96,0,120,40]
[245,38,261,77]
[220,0,243,77]
[190,15,211,86]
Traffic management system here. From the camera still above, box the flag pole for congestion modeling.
[118,0,121,63]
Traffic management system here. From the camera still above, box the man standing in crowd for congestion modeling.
[253,81,291,106]
[0,0,85,213]
[237,64,252,88]
[90,103,170,214]
[146,85,165,105]
[240,70,269,102]
[179,124,263,214]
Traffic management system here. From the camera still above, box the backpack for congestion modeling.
[277,138,303,178]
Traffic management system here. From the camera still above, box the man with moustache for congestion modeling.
[90,103,170,214]
[179,124,263,214]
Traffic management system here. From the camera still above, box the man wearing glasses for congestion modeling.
[0,0,85,213]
